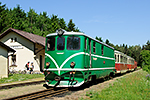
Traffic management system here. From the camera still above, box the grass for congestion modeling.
[0,74,44,84]
[83,70,150,100]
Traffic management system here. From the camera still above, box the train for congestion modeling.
[43,29,137,88]
[114,50,137,73]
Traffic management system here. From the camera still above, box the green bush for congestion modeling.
[143,65,150,73]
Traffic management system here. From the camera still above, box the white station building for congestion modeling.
[0,28,45,73]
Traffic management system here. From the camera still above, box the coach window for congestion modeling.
[57,37,65,50]
[47,37,55,51]
[67,36,80,50]
[101,45,104,55]
[121,55,123,62]
[124,57,126,63]
[93,42,96,53]
[115,54,117,62]
[132,59,134,64]
[129,58,131,64]
[118,55,120,62]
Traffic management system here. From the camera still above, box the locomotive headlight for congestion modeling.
[56,28,66,36]
[70,62,75,68]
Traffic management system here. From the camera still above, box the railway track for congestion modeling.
[0,80,45,90]
[4,88,69,100]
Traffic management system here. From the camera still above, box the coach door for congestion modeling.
[89,39,92,68]
[84,38,91,68]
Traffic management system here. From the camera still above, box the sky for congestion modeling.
[1,0,150,46]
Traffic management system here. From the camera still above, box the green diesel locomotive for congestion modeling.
[44,29,115,87]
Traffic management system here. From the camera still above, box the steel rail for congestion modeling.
[0,80,45,90]
[4,88,69,100]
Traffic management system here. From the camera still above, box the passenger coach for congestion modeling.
[114,50,137,73]
[44,29,115,87]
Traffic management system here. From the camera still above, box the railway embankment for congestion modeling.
[0,69,145,100]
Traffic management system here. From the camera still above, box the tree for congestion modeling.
[124,45,128,54]
[105,39,109,45]
[140,50,150,65]
[95,36,103,42]
[140,50,150,73]
[25,8,38,33]
[0,3,80,35]
[67,19,79,32]
[49,14,60,33]
[0,2,8,33]
[143,40,150,50]
[67,19,75,32]
[58,18,67,30]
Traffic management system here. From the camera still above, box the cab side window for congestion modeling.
[101,45,104,55]
[47,37,55,51]
[93,42,96,53]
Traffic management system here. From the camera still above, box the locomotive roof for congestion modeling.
[46,32,114,49]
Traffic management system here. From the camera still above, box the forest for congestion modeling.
[0,2,79,37]
[0,2,150,73]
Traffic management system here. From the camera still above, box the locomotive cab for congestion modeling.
[44,29,85,87]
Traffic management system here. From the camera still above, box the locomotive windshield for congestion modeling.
[57,37,65,50]
[67,36,80,50]
[47,36,80,51]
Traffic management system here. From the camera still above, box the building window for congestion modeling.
[11,38,13,42]
[14,37,17,42]
[12,55,16,65]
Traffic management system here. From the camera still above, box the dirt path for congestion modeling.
[0,70,141,100]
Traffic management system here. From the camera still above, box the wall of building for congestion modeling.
[0,32,42,72]
[0,46,8,78]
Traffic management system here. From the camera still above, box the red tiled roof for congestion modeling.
[0,28,45,47]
